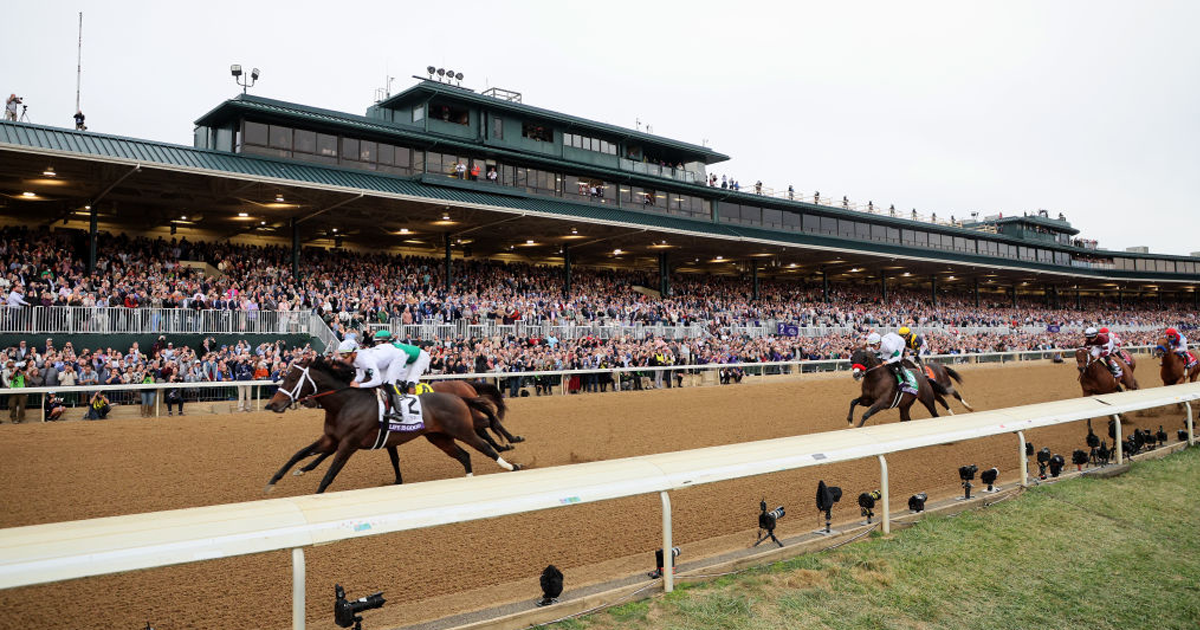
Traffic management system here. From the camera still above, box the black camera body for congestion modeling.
[334,584,385,629]
[759,500,785,531]
[958,465,978,482]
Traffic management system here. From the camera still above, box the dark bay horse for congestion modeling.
[431,380,522,446]
[911,360,974,413]
[847,348,943,427]
[264,356,521,494]
[1075,348,1138,395]
[1153,337,1200,386]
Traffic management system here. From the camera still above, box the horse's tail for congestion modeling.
[472,381,508,420]
[464,396,500,428]
[943,366,964,385]
[928,378,950,397]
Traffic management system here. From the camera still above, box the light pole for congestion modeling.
[230,64,260,94]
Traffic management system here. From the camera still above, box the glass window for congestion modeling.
[412,105,424,123]
[902,230,917,245]
[359,141,376,164]
[783,211,800,230]
[269,125,291,149]
[854,222,870,240]
[870,224,887,241]
[341,138,359,162]
[820,216,838,235]
[762,208,782,228]
[393,146,411,168]
[838,220,855,238]
[244,121,268,146]
[377,143,394,166]
[954,236,967,251]
[886,227,900,243]
[492,117,503,139]
[317,133,337,157]
[803,214,819,233]
[293,129,316,154]
[741,206,762,225]
[720,203,739,223]
[522,122,553,142]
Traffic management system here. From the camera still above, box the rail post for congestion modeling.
[292,547,306,630]
[1187,402,1195,446]
[1017,431,1028,487]
[1112,415,1123,464]
[660,491,674,592]
[878,455,890,534]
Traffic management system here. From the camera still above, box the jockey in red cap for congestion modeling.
[1084,327,1122,378]
[1165,328,1192,365]
[1099,327,1130,364]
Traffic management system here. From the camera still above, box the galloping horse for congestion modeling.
[847,348,944,427]
[264,356,520,494]
[911,360,974,413]
[1075,348,1139,396]
[1153,336,1200,386]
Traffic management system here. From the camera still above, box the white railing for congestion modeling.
[0,383,1195,630]
[0,307,317,336]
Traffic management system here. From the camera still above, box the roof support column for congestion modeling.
[87,204,98,275]
[444,232,452,292]
[930,275,938,308]
[1011,285,1018,309]
[751,262,759,302]
[1076,287,1082,310]
[880,272,887,302]
[973,277,980,309]
[1117,287,1123,310]
[291,217,300,279]
[1045,285,1053,308]
[821,268,830,304]
[563,246,572,298]
[1194,288,1198,309]
[659,252,670,297]
[1158,288,1163,309]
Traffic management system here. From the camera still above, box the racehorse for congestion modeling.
[910,360,974,413]
[1153,336,1200,386]
[288,378,524,481]
[847,348,944,427]
[1075,348,1138,396]
[263,356,521,494]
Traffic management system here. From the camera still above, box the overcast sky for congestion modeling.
[6,1,1199,255]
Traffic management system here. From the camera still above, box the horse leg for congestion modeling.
[387,445,403,485]
[424,433,473,476]
[857,400,891,428]
[295,450,333,476]
[476,425,511,452]
[265,438,323,493]
[952,390,975,412]
[315,437,362,494]
[489,416,524,445]
[920,390,940,418]
[934,392,954,415]
[457,430,519,471]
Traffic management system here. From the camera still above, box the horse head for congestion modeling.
[265,358,317,413]
[850,348,878,382]
[1074,348,1090,372]
[1152,336,1169,358]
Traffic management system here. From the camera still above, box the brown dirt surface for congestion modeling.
[0,361,1188,630]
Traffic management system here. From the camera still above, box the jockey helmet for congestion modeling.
[898,326,911,337]
[373,330,394,342]
[336,339,359,356]
[866,332,882,346]
[1098,327,1109,334]
[1084,327,1098,338]
[1166,328,1178,338]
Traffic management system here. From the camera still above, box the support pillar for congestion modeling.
[821,268,829,303]
[1011,285,1018,308]
[290,217,300,279]
[878,455,890,535]
[444,232,452,292]
[88,205,98,275]
[1017,431,1028,488]
[751,263,759,301]
[659,252,670,297]
[1112,415,1123,465]
[973,277,980,309]
[1186,402,1195,446]
[660,491,674,592]
[1076,287,1082,310]
[1117,287,1123,309]
[1193,289,1198,309]
[292,547,306,630]
[930,275,938,307]
[563,247,572,298]
[1045,286,1052,308]
[1158,289,1163,309]
[880,273,887,302]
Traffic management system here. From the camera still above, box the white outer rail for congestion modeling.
[0,382,1197,630]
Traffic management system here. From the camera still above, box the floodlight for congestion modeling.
[427,65,436,75]
[980,467,999,493]
[455,72,464,80]
[437,68,446,77]
[251,68,260,80]
[754,499,785,547]
[1072,449,1089,471]
[537,565,563,607]
[908,492,927,513]
[649,547,680,579]
[230,64,242,77]
[1048,454,1065,478]
[446,69,454,78]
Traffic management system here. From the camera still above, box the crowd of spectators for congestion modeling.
[0,224,1196,417]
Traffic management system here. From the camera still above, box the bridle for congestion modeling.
[277,363,346,404]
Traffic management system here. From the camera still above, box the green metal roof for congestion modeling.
[376,80,729,163]
[1,120,1195,283]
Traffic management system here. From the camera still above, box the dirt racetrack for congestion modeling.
[0,360,1189,630]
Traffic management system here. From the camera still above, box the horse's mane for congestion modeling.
[308,354,355,384]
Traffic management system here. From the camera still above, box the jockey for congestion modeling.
[898,326,928,369]
[337,337,408,421]
[371,330,433,395]
[1165,327,1190,361]
[868,331,908,383]
[1101,326,1131,364]
[1084,327,1122,378]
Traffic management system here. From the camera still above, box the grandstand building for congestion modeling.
[1,77,1197,308]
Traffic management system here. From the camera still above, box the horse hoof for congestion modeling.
[263,484,275,494]
[511,463,523,471]
[511,436,526,443]
[292,470,305,476]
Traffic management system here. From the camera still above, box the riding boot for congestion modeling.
[386,385,406,420]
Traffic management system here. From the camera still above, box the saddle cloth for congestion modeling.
[1186,351,1198,369]
[378,390,424,433]
[924,365,936,380]
[898,368,919,395]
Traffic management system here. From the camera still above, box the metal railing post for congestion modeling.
[660,491,674,592]
[1112,415,1123,464]
[1017,431,1028,487]
[878,455,890,534]
[292,547,306,630]
[1187,402,1195,446]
